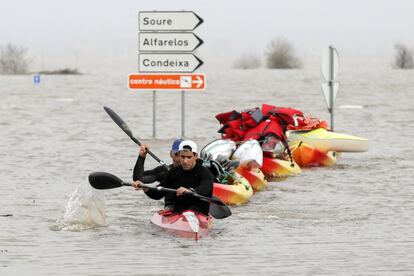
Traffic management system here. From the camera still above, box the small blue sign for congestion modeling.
[33,74,41,84]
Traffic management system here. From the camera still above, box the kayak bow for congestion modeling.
[150,210,212,240]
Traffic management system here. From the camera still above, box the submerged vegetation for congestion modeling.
[234,37,301,69]
[0,44,31,74]
[233,53,261,69]
[265,38,301,69]
[0,43,81,75]
[393,43,413,69]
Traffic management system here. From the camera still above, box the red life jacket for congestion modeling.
[262,104,303,127]
[215,110,241,124]
[223,119,245,141]
[243,119,285,142]
[262,103,329,130]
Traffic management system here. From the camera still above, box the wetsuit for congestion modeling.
[133,155,174,208]
[133,155,170,183]
[144,162,214,216]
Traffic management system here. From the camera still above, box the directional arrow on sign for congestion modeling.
[139,53,203,73]
[139,11,203,31]
[139,32,203,52]
[192,75,204,88]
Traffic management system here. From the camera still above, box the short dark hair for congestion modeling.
[182,145,193,151]
[180,148,197,156]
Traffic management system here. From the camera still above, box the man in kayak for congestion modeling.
[133,138,183,210]
[133,138,183,182]
[132,140,214,216]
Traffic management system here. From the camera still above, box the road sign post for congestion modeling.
[133,11,204,138]
[321,46,339,131]
[181,88,186,138]
[329,47,335,131]
[153,90,156,137]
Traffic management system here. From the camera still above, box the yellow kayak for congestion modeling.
[287,128,368,152]
[261,156,301,180]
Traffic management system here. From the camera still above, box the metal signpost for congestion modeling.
[131,11,205,138]
[321,46,339,131]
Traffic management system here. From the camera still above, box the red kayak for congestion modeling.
[150,210,212,240]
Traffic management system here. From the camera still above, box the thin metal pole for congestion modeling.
[329,46,334,132]
[153,90,156,138]
[181,90,185,137]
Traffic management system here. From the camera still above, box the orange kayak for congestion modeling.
[291,142,338,167]
[234,166,267,191]
[150,210,212,240]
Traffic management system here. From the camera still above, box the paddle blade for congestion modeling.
[209,195,232,219]
[89,172,124,190]
[103,106,134,139]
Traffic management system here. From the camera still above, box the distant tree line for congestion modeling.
[234,37,302,69]
[234,38,414,70]
[0,43,82,75]
[1,42,412,74]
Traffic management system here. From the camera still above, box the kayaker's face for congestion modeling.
[180,150,197,170]
[170,151,181,167]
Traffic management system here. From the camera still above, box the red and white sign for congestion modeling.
[129,74,205,90]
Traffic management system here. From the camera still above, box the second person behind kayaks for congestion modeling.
[133,138,184,210]
[132,140,214,216]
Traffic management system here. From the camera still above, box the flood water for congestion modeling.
[1,60,413,275]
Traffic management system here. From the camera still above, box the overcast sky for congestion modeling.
[1,0,413,72]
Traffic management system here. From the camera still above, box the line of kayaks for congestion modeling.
[151,127,368,240]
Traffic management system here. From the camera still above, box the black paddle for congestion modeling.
[89,172,231,219]
[103,106,168,169]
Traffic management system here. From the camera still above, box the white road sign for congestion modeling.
[139,53,203,73]
[139,11,203,31]
[139,32,203,52]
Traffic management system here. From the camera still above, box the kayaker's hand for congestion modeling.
[139,144,149,158]
[176,187,191,196]
[132,180,148,192]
